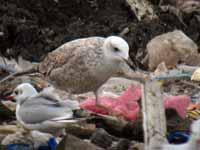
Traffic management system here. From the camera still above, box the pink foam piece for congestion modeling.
[112,101,139,121]
[164,95,191,119]
[80,85,141,121]
[80,97,117,115]
[80,84,191,121]
[119,84,141,102]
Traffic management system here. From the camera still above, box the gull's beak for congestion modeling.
[5,93,15,101]
[122,57,136,71]
[196,139,200,144]
[123,56,149,71]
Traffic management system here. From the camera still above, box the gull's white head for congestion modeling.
[103,36,129,62]
[12,83,38,102]
[191,119,200,143]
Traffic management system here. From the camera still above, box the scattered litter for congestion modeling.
[164,95,191,119]
[186,109,200,120]
[80,85,141,121]
[167,132,189,144]
[81,85,191,120]
[5,137,57,150]
[162,119,200,150]
[191,68,200,81]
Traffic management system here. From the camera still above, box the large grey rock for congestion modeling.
[147,30,198,70]
[90,128,113,148]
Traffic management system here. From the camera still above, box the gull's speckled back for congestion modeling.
[39,37,121,94]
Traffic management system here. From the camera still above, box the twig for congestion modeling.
[150,69,192,80]
[177,65,199,72]
[180,80,200,90]
[119,27,130,37]
[0,51,7,66]
[159,0,163,6]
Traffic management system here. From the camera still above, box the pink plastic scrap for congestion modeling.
[80,85,191,121]
[80,85,141,121]
[164,95,190,119]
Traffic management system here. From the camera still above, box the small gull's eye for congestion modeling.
[113,47,120,52]
[14,90,18,95]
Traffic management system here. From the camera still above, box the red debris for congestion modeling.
[80,85,191,121]
[80,85,141,121]
[164,95,191,119]
[4,96,14,101]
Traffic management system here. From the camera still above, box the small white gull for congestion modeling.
[11,83,80,136]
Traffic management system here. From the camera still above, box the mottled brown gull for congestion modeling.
[1,36,148,108]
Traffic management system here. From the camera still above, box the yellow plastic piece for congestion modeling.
[191,68,200,81]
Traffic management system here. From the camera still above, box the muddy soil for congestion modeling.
[0,0,199,64]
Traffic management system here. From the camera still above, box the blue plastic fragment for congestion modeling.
[191,96,200,103]
[48,138,57,149]
[167,132,190,144]
[38,137,57,150]
[7,144,32,150]
[6,137,57,150]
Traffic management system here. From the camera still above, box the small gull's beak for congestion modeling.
[196,139,200,144]
[4,93,15,101]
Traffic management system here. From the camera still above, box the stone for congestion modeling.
[147,30,198,70]
[57,134,104,150]
[1,130,53,149]
[90,128,113,148]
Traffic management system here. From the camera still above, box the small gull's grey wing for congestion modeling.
[59,99,80,110]
[18,96,74,124]
[36,89,80,110]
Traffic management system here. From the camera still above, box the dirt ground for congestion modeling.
[0,0,199,65]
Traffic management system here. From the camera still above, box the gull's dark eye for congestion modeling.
[113,47,120,52]
[14,90,18,95]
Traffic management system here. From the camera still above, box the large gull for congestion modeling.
[1,36,148,108]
